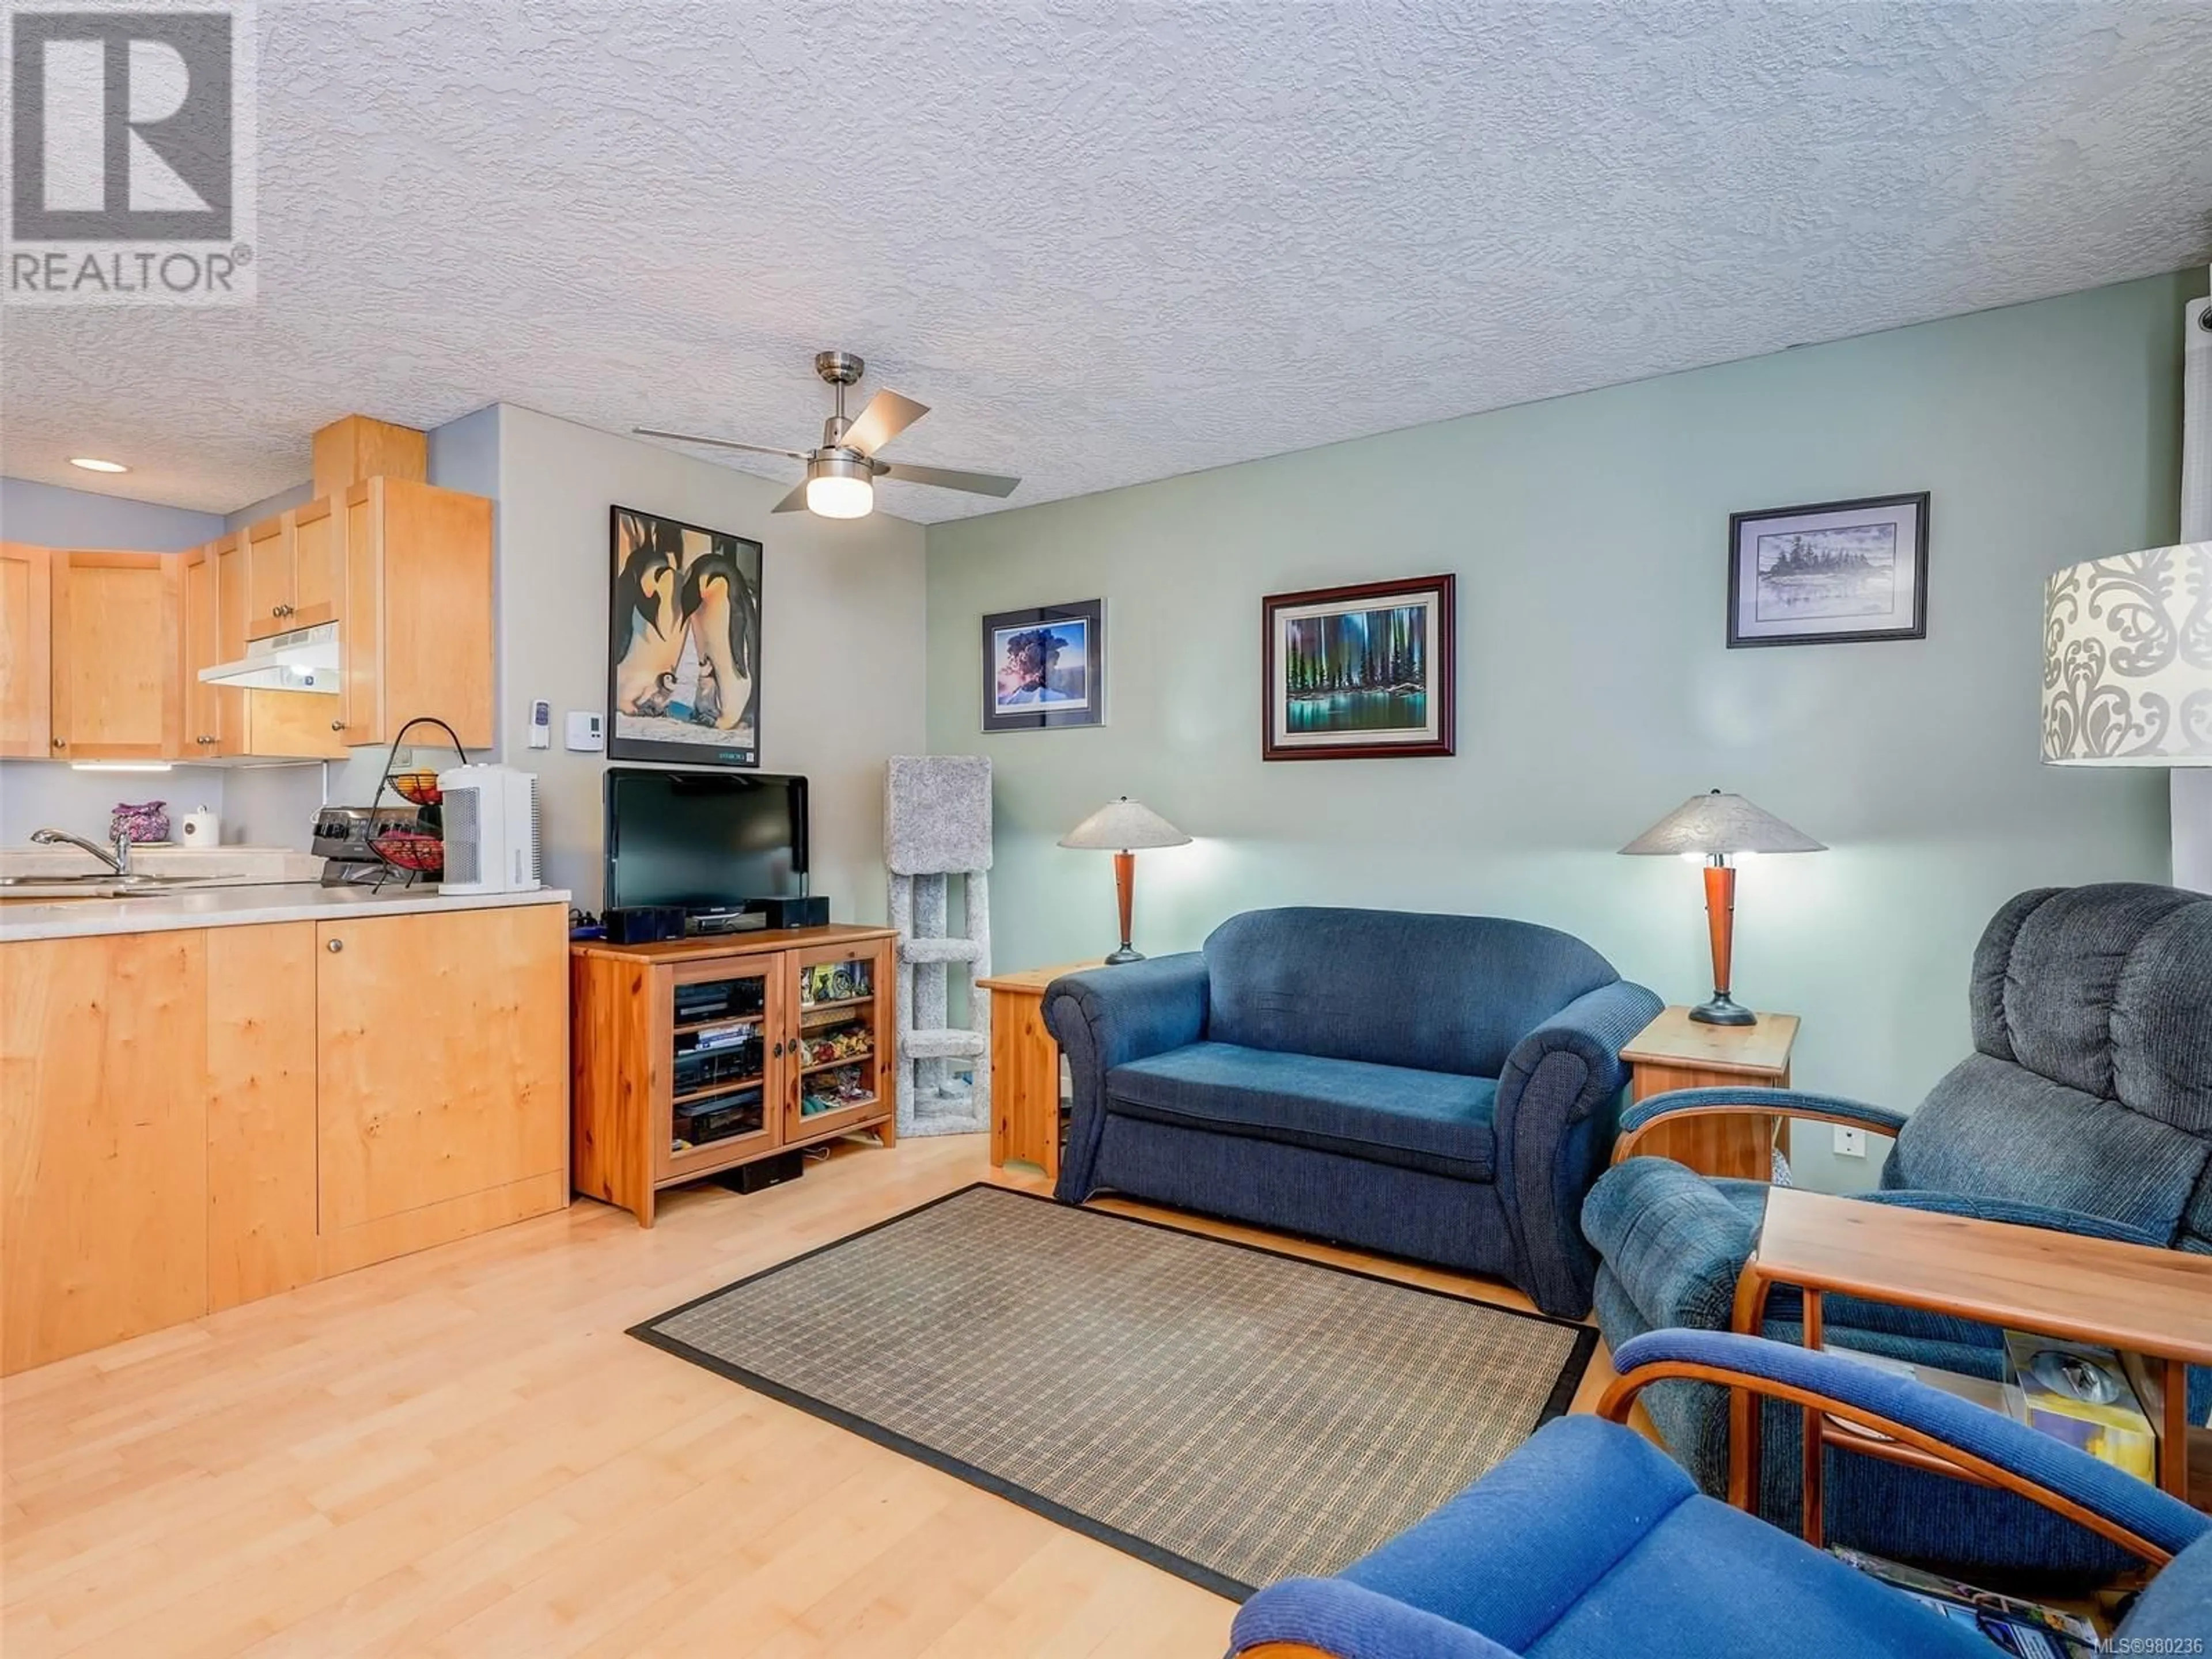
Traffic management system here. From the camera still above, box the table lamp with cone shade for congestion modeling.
[1620,790,1825,1025]
[1059,797,1191,964]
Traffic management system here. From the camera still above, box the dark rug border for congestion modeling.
[628,1181,1599,1602]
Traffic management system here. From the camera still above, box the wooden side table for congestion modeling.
[1737,1185,2212,1539]
[1620,1005,1799,1180]
[978,963,1095,1179]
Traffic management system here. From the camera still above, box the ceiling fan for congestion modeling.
[635,350,1020,520]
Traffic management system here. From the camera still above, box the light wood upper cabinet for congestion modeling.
[290,498,340,628]
[196,531,346,762]
[315,904,567,1244]
[245,499,342,643]
[339,478,494,748]
[180,541,222,752]
[244,514,294,641]
[19,461,493,765]
[49,551,182,761]
[0,541,52,757]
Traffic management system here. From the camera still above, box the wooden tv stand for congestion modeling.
[571,924,897,1225]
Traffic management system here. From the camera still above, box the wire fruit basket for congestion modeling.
[389,770,443,806]
[365,718,469,883]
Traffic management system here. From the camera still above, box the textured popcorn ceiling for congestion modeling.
[4,2,2210,522]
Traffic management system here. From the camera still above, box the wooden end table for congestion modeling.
[978,962,1097,1179]
[1735,1185,2212,1541]
[1620,1005,1799,1179]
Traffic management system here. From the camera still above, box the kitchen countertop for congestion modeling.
[0,882,573,943]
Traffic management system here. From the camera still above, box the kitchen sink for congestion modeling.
[0,873,219,898]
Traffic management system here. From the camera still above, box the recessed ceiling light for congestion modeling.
[69,456,128,474]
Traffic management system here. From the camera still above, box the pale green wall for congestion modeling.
[925,271,2205,1192]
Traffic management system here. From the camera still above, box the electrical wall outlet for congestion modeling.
[1832,1125,1868,1158]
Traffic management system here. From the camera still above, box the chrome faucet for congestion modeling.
[30,826,132,877]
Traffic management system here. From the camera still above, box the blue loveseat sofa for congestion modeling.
[1043,907,1661,1317]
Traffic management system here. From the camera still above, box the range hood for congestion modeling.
[198,622,342,694]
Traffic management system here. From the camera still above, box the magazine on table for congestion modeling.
[1830,1547,2100,1658]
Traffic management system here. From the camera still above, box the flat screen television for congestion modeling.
[603,768,808,910]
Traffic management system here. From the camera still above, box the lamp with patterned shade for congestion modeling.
[2043,543,2212,768]
[1620,790,1826,1027]
[1058,797,1191,964]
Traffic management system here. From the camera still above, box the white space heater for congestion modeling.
[437,764,541,895]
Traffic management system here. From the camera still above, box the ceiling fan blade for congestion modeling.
[836,391,929,457]
[878,461,1021,498]
[770,480,812,513]
[633,427,810,461]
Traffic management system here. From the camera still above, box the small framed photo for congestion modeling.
[1262,574,1455,760]
[981,600,1104,732]
[1728,492,1929,648]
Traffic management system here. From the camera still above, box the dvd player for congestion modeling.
[684,904,767,936]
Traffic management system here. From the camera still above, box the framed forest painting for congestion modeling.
[1262,574,1455,760]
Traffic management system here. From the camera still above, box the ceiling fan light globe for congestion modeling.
[806,472,874,518]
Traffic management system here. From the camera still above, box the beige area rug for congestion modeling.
[632,1183,1594,1597]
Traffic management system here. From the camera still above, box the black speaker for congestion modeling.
[716,1150,805,1194]
[604,904,685,944]
[744,895,830,929]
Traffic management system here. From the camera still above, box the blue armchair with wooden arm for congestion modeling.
[1578,882,2212,1575]
[1229,1331,2212,1659]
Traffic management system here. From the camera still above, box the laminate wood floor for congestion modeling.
[2,1137,1615,1658]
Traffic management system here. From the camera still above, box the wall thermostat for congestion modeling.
[528,699,551,749]
[566,711,605,752]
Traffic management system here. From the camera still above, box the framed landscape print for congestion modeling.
[1262,574,1455,760]
[1728,492,1929,648]
[981,599,1105,732]
[607,505,763,767]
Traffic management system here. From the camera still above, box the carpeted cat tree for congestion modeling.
[885,756,993,1137]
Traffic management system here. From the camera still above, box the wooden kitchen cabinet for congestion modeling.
[180,540,222,752]
[336,477,494,748]
[194,532,345,761]
[48,551,183,760]
[243,497,342,641]
[205,922,320,1310]
[224,475,493,750]
[1,931,211,1375]
[314,904,569,1275]
[0,541,52,757]
[0,902,570,1375]
[17,457,490,767]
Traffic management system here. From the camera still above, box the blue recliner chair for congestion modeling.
[1582,882,2212,1574]
[1044,907,1661,1317]
[1230,1331,2212,1659]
